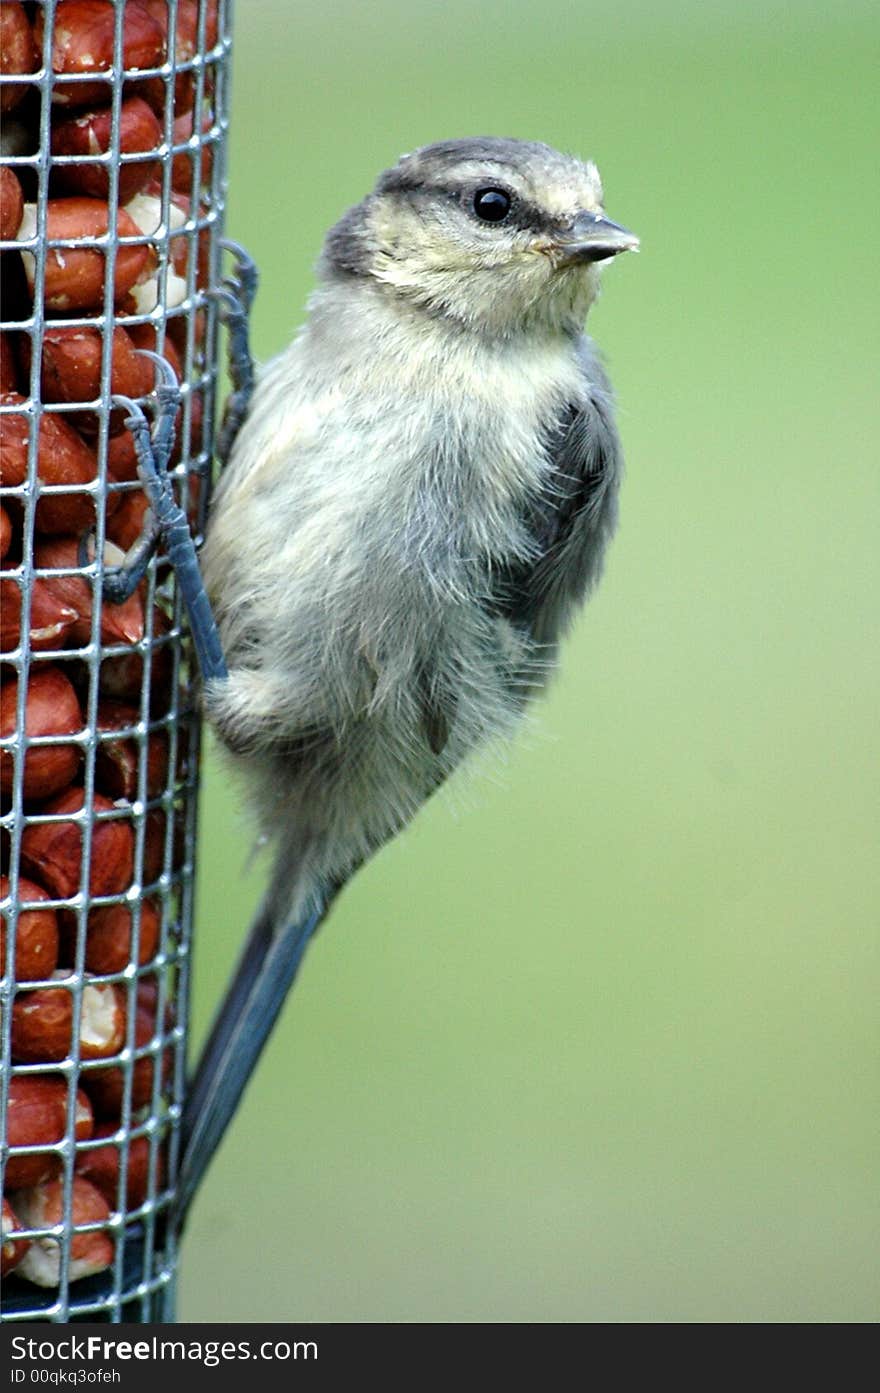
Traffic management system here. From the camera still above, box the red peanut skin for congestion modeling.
[141,0,219,113]
[0,874,60,983]
[58,896,161,975]
[20,787,135,900]
[37,324,155,435]
[106,488,151,548]
[3,1076,71,1189]
[10,1176,114,1283]
[9,984,76,1063]
[0,391,105,537]
[76,1125,162,1209]
[171,109,215,193]
[22,200,153,311]
[31,536,146,648]
[0,3,36,114]
[94,700,169,801]
[0,504,12,559]
[51,97,162,203]
[0,333,20,393]
[10,979,126,1064]
[84,1002,171,1118]
[0,666,84,801]
[0,578,80,655]
[35,1,166,110]
[0,166,24,240]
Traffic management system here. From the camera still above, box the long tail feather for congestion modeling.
[174,886,327,1224]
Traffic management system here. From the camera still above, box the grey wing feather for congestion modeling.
[488,345,622,647]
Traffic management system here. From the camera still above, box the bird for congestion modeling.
[172,136,638,1217]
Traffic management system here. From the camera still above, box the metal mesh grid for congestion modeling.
[1,0,232,1322]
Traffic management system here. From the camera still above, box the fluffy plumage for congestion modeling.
[175,137,637,1218]
[202,136,633,926]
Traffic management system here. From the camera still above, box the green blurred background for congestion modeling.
[180,0,878,1321]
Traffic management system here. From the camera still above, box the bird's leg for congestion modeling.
[92,241,327,1223]
[215,239,258,468]
[96,349,179,605]
[98,237,258,625]
[99,351,227,682]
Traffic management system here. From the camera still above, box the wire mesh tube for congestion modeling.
[1,0,231,1322]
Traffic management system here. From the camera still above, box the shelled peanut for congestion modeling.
[0,0,220,1285]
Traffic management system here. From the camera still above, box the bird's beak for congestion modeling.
[555,211,640,264]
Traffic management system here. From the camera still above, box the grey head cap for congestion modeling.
[375,136,595,194]
[322,136,611,277]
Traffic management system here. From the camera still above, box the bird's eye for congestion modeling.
[473,187,511,223]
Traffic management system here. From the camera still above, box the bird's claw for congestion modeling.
[219,238,258,314]
[213,241,258,467]
[98,359,182,603]
[135,348,181,409]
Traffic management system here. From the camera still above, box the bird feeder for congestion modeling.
[1,0,230,1322]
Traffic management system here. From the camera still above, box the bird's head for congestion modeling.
[321,137,638,336]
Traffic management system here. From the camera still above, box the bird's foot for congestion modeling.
[97,352,226,681]
[215,239,259,467]
[97,351,180,604]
